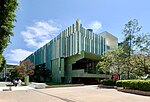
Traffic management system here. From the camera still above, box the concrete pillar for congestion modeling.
[65,64,72,83]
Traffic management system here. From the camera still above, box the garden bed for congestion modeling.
[98,79,150,96]
[98,84,116,89]
[117,88,150,96]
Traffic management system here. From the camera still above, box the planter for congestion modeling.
[98,84,116,89]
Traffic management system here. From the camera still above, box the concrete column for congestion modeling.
[65,64,72,83]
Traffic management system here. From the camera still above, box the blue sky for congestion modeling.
[4,0,150,65]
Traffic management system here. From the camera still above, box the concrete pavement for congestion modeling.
[0,82,34,91]
[0,85,150,102]
[0,86,34,91]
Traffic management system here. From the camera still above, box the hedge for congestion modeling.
[101,80,116,86]
[116,80,122,87]
[116,80,150,91]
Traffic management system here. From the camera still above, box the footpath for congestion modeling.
[0,82,34,91]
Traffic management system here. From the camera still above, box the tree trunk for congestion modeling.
[127,71,130,79]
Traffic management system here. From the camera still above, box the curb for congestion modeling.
[117,88,150,96]
[46,84,84,88]
[98,84,117,89]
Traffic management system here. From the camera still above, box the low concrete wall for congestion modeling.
[46,84,84,88]
[98,84,116,89]
[117,88,150,96]
[30,82,46,89]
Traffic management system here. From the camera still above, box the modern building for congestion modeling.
[0,69,6,79]
[24,20,118,83]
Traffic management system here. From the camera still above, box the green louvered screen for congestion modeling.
[25,20,106,70]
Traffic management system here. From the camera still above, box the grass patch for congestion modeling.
[45,82,84,88]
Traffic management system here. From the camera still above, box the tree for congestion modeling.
[131,33,150,77]
[130,54,150,77]
[16,59,35,85]
[32,63,51,82]
[96,55,112,75]
[0,0,18,51]
[17,60,35,76]
[122,19,142,79]
[134,34,150,55]
[97,19,150,79]
[0,0,18,66]
[43,68,51,81]
[97,47,127,79]
[0,56,6,72]
[107,47,127,77]
[122,19,142,56]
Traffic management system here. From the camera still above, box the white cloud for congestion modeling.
[5,49,33,64]
[87,21,102,33]
[5,20,61,64]
[21,20,61,48]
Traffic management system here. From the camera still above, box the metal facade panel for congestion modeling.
[25,20,108,70]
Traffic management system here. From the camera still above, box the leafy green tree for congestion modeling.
[96,55,112,75]
[0,0,18,67]
[0,56,6,72]
[97,19,150,79]
[9,68,19,81]
[32,64,51,82]
[106,47,127,77]
[97,47,127,79]
[122,19,142,79]
[130,33,150,76]
[124,21,150,78]
[135,34,150,54]
[130,54,150,77]
[122,19,142,55]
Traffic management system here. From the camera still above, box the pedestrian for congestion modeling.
[14,79,18,87]
[18,79,22,86]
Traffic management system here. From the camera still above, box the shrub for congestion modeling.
[129,80,139,90]
[122,80,131,89]
[101,80,116,86]
[116,80,123,87]
[138,80,150,91]
[116,80,150,91]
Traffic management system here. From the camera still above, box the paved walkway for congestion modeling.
[0,82,34,91]
[0,86,34,91]
[0,85,150,102]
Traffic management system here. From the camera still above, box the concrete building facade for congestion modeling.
[24,20,118,83]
